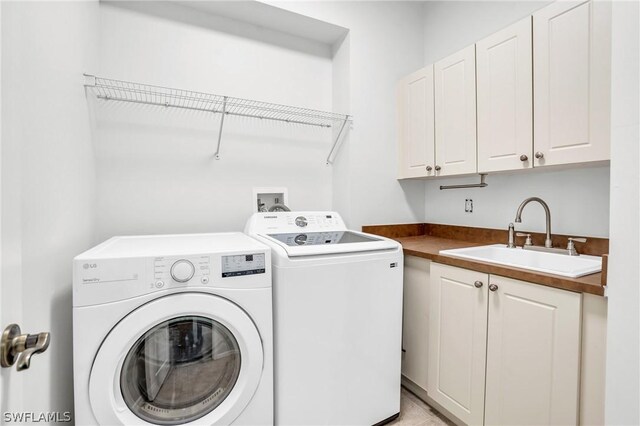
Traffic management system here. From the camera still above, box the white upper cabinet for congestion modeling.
[397,0,611,178]
[397,66,435,179]
[477,17,533,173]
[484,275,582,426]
[533,0,611,166]
[435,45,477,176]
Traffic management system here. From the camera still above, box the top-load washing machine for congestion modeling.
[73,233,273,425]
[245,212,403,425]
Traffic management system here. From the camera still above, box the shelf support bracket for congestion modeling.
[214,97,227,160]
[83,74,97,87]
[439,174,488,190]
[326,115,350,165]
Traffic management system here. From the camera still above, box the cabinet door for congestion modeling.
[477,17,533,173]
[401,256,430,390]
[485,276,582,425]
[533,0,611,166]
[427,263,488,425]
[397,66,435,179]
[435,45,477,176]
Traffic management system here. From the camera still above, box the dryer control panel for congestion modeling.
[221,253,266,278]
[153,256,211,287]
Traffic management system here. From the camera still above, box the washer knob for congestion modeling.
[171,260,195,283]
[295,216,308,227]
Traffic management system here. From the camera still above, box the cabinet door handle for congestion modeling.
[489,284,499,292]
[434,165,441,171]
[474,280,483,288]
[535,151,544,159]
[426,166,432,172]
[520,154,528,162]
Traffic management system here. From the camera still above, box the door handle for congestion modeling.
[1,324,50,371]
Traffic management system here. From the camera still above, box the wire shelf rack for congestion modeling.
[84,74,351,163]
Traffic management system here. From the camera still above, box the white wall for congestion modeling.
[330,34,353,222]
[422,1,611,237]
[1,0,98,416]
[425,167,610,237]
[605,1,640,424]
[269,1,427,230]
[1,1,632,422]
[0,0,423,417]
[423,1,551,65]
[93,2,334,241]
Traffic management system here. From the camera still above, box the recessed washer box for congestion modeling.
[253,187,288,212]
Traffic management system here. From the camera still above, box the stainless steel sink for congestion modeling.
[439,244,602,278]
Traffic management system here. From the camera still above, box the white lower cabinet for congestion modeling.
[425,262,583,425]
[484,275,582,426]
[427,263,489,425]
[401,256,431,389]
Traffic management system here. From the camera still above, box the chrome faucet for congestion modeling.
[514,197,553,248]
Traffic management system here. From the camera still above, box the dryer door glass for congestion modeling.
[120,316,241,424]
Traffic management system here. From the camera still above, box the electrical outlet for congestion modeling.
[465,199,473,213]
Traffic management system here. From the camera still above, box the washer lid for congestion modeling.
[89,293,264,425]
[261,231,399,257]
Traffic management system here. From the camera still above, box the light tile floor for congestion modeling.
[388,388,455,426]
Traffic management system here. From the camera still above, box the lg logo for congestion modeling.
[83,263,97,270]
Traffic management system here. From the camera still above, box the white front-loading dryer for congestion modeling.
[73,233,272,425]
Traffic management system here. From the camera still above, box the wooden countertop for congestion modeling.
[362,224,607,297]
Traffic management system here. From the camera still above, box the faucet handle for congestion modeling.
[566,237,587,255]
[516,233,533,246]
[507,223,516,248]
[567,237,587,243]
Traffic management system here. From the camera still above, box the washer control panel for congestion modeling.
[249,211,346,233]
[288,214,338,229]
